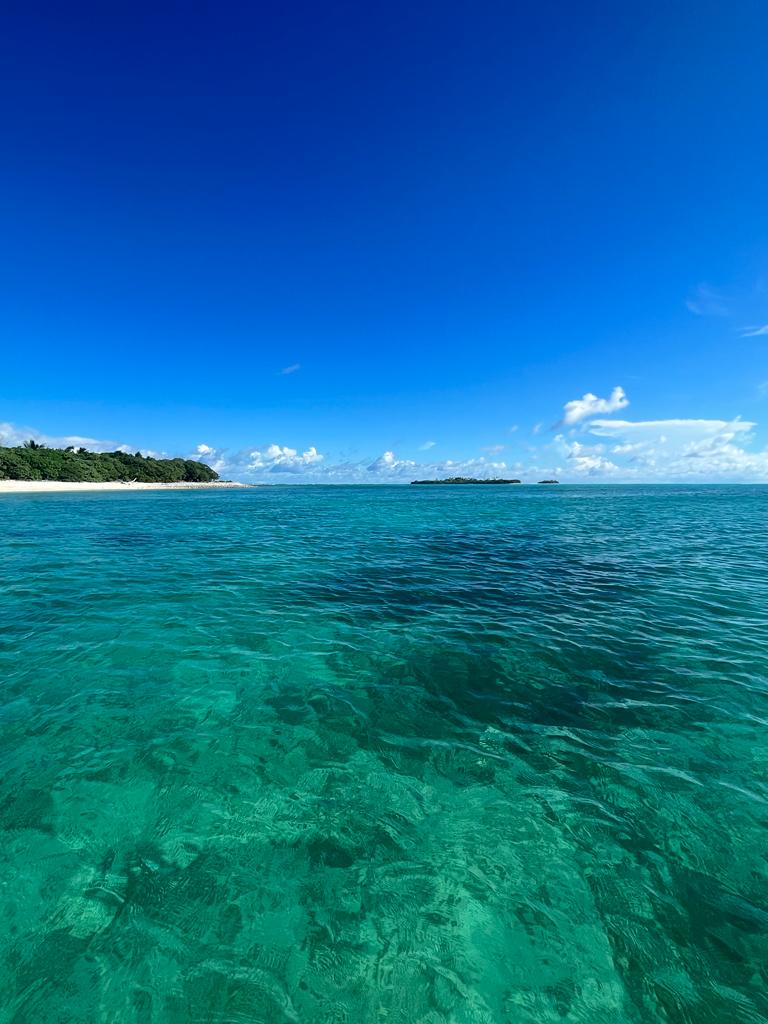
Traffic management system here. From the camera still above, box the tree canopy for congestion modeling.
[411,477,521,485]
[0,444,219,483]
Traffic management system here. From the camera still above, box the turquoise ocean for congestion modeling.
[1,485,767,1023]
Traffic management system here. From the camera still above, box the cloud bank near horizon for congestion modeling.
[4,387,768,483]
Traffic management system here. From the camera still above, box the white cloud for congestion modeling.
[419,440,437,450]
[686,284,729,317]
[367,451,417,475]
[532,423,542,434]
[480,444,505,454]
[250,444,323,472]
[588,417,753,438]
[561,386,629,426]
[279,363,301,375]
[553,438,618,476]
[0,421,130,453]
[580,417,768,480]
[571,453,619,474]
[741,325,768,337]
[184,441,325,479]
[610,442,643,454]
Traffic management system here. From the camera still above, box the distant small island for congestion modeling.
[411,477,521,485]
[0,441,219,483]
[538,479,559,484]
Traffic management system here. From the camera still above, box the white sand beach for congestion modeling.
[0,480,247,494]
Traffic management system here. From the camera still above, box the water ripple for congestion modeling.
[1,485,767,1022]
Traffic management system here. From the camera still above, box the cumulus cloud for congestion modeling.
[553,437,618,476]
[250,444,323,472]
[570,453,619,474]
[672,436,768,477]
[367,451,416,475]
[184,441,325,479]
[579,417,768,480]
[561,386,629,426]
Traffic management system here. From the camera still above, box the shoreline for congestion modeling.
[0,480,248,494]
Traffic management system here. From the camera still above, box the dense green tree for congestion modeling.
[0,445,219,483]
[411,477,521,485]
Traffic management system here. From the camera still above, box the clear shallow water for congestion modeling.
[1,485,767,1024]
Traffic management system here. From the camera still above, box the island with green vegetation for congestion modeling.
[411,477,521,485]
[0,441,219,483]
[538,479,559,484]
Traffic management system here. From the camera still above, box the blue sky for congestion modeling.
[2,1,768,481]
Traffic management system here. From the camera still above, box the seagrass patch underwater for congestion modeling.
[1,485,767,1023]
